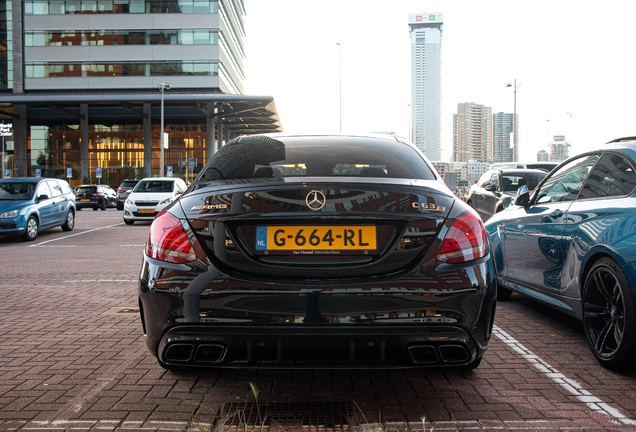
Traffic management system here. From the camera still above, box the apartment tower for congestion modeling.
[492,112,518,163]
[454,102,492,163]
[408,12,442,160]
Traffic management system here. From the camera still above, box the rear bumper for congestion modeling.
[76,199,102,208]
[138,255,497,369]
[156,324,477,369]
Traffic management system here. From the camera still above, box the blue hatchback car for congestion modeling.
[0,177,76,241]
[485,137,636,369]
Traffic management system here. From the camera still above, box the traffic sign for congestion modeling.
[96,167,102,178]
[4,169,10,178]
[35,169,41,177]
[177,161,186,167]
[66,167,72,178]
[166,166,173,177]
[0,123,12,137]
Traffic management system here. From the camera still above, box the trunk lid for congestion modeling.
[180,179,454,280]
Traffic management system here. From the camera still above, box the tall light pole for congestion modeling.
[506,79,521,161]
[158,81,170,177]
[336,42,342,132]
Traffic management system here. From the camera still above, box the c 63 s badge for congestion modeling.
[412,202,446,212]
[191,203,228,211]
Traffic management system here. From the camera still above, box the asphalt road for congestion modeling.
[0,209,635,431]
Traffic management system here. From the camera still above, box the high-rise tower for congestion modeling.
[454,102,492,163]
[492,112,518,163]
[409,12,443,161]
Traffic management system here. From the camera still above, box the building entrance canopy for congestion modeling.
[0,92,282,185]
[0,92,282,136]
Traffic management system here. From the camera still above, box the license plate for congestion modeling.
[256,226,376,250]
[139,209,155,214]
[81,199,90,202]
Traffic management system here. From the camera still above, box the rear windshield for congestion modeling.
[0,182,36,200]
[133,180,174,193]
[197,136,436,181]
[526,163,558,172]
[501,172,547,192]
[120,181,138,188]
[76,186,97,194]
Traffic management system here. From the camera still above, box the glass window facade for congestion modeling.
[0,0,11,90]
[24,0,218,14]
[24,61,219,78]
[25,29,218,46]
[26,119,208,188]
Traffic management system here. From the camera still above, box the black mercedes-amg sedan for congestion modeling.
[138,134,496,370]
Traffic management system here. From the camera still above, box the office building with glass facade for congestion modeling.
[0,0,281,187]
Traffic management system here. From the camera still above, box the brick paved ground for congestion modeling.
[0,210,635,431]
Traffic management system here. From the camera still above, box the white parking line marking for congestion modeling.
[493,325,636,425]
[120,244,145,247]
[27,223,124,247]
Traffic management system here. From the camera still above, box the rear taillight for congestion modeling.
[92,193,101,196]
[117,189,125,193]
[146,212,196,263]
[436,211,488,264]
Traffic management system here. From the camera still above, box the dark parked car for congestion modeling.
[467,169,547,221]
[116,179,139,210]
[138,134,496,370]
[75,185,117,211]
[0,177,75,241]
[485,137,636,369]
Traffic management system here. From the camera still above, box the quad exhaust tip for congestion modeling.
[408,343,469,364]
[164,343,226,364]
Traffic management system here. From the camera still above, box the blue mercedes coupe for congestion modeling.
[485,137,636,369]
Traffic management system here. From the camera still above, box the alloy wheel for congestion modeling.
[22,216,38,241]
[583,264,626,361]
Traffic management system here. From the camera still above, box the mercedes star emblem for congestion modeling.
[306,190,326,211]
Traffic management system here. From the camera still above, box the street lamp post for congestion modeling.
[336,42,341,133]
[158,81,171,177]
[506,79,521,161]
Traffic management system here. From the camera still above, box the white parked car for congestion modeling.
[123,177,187,225]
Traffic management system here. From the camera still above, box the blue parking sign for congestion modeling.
[66,167,72,178]
[96,167,102,178]
[4,169,9,178]
[35,169,41,177]
[166,166,173,177]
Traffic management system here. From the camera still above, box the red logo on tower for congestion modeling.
[416,15,422,21]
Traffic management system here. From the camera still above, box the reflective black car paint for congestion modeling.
[138,178,496,368]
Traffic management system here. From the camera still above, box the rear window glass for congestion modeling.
[120,181,138,188]
[133,180,174,193]
[197,136,436,181]
[501,172,547,192]
[76,187,97,194]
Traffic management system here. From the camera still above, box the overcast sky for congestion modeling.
[243,1,636,162]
